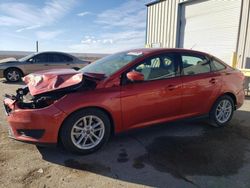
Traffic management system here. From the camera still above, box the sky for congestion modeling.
[0,0,150,53]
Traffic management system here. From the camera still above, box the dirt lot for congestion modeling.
[0,80,250,188]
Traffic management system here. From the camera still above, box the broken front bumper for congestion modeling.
[3,96,67,144]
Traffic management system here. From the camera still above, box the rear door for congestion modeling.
[46,53,74,70]
[121,52,183,129]
[179,52,222,116]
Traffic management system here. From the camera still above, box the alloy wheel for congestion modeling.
[70,115,105,150]
[7,70,20,81]
[215,99,233,124]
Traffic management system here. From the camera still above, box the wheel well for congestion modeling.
[57,107,115,144]
[224,92,237,109]
[4,67,24,77]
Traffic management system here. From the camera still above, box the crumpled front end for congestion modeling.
[3,95,67,144]
[3,82,77,143]
[23,69,83,96]
[3,71,98,144]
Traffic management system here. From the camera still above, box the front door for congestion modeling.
[121,53,183,130]
[24,53,49,74]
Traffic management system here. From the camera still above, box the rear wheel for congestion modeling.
[4,68,22,82]
[209,95,234,127]
[60,108,111,154]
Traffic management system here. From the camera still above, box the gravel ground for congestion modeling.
[0,79,250,188]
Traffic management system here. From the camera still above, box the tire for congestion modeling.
[4,68,23,82]
[60,108,111,154]
[209,95,234,127]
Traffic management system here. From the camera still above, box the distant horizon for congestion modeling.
[0,50,110,55]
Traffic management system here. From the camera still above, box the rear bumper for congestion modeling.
[4,99,67,144]
[236,89,245,109]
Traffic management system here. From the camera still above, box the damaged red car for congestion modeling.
[3,48,245,154]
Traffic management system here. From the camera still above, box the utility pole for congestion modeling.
[36,41,39,52]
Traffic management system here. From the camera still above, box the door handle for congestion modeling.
[44,64,49,66]
[209,78,217,84]
[167,84,177,91]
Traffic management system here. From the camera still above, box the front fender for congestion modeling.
[54,89,123,133]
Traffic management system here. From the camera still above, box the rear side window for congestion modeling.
[181,54,210,75]
[211,58,226,71]
[53,54,63,63]
[50,54,73,63]
[61,54,73,62]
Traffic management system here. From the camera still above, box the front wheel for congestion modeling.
[60,108,111,154]
[209,95,234,127]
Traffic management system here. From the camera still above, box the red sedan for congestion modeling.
[3,48,245,154]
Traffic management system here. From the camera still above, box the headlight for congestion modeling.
[23,74,43,86]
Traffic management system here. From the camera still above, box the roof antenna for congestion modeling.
[190,44,196,49]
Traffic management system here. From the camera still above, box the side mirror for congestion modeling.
[27,58,34,63]
[126,71,144,82]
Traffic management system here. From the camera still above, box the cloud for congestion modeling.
[77,11,91,17]
[69,30,145,53]
[96,0,147,29]
[36,30,63,40]
[69,0,147,53]
[0,0,76,31]
[16,25,41,32]
[80,36,113,45]
[2,32,30,40]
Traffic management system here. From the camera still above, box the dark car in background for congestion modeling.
[0,51,90,82]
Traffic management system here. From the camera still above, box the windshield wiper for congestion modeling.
[83,72,106,80]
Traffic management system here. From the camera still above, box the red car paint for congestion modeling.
[23,69,83,96]
[3,48,245,144]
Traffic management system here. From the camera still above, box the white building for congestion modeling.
[146,0,250,68]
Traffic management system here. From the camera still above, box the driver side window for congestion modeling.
[133,53,177,81]
[29,54,48,63]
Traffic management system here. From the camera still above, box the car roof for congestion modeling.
[124,48,212,57]
[33,51,74,57]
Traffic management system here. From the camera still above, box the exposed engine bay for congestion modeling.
[5,76,97,110]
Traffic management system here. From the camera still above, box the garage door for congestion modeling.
[179,0,241,64]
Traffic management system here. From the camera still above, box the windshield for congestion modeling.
[80,52,142,77]
[19,53,35,62]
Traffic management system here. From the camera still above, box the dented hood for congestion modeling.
[23,69,83,96]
